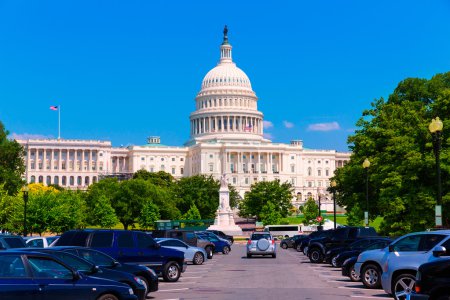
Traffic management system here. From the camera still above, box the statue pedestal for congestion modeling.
[207,183,243,236]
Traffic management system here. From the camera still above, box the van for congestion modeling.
[54,229,186,282]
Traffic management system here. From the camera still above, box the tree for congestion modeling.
[238,180,293,220]
[183,204,202,221]
[86,194,118,228]
[301,198,319,225]
[0,122,25,195]
[133,170,175,188]
[260,202,282,225]
[333,72,450,235]
[174,175,221,219]
[139,202,160,230]
[0,184,20,233]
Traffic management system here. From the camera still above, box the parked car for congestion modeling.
[327,237,391,267]
[308,226,378,263]
[0,250,137,300]
[341,240,393,282]
[196,232,231,254]
[151,230,215,259]
[24,235,59,248]
[410,257,450,300]
[54,229,186,282]
[155,238,208,265]
[0,234,26,249]
[246,232,276,258]
[206,230,234,244]
[47,246,158,297]
[294,230,333,253]
[16,248,147,300]
[353,230,450,295]
[280,235,306,249]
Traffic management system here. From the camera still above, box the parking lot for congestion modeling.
[148,244,392,300]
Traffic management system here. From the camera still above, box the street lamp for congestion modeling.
[429,117,444,227]
[22,186,29,237]
[317,187,323,231]
[362,158,370,226]
[330,180,337,229]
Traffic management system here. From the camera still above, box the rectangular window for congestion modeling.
[245,178,249,184]
[90,232,114,247]
[180,167,184,175]
[291,165,295,172]
[232,177,237,184]
[39,163,43,170]
[209,164,213,172]
[172,167,175,175]
[31,163,35,169]
[117,232,134,248]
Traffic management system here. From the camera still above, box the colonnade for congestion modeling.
[191,115,263,135]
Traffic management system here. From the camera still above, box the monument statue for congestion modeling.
[220,173,228,189]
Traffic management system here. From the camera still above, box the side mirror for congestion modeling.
[92,265,100,273]
[388,245,395,252]
[73,271,81,280]
[433,246,447,257]
[113,261,120,267]
[153,243,161,249]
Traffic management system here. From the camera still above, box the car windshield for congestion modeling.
[69,249,116,268]
[51,252,94,273]
[251,234,271,240]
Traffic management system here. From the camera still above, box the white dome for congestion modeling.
[201,63,252,90]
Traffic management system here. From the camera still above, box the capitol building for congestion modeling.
[18,28,350,210]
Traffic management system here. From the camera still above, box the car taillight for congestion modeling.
[272,240,275,245]
[415,284,421,293]
[247,239,252,245]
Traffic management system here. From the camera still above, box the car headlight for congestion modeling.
[128,288,134,295]
[143,266,157,277]
[415,270,421,281]
[134,276,145,286]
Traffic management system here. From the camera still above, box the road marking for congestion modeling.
[351,295,390,299]
[158,288,190,292]
[179,276,202,279]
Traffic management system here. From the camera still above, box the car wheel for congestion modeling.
[272,253,276,258]
[296,244,302,252]
[205,246,213,259]
[331,256,338,267]
[137,275,149,296]
[303,246,309,255]
[162,261,180,282]
[393,273,415,300]
[281,243,288,249]
[361,264,381,289]
[97,295,119,300]
[349,265,360,282]
[222,246,231,255]
[247,253,252,258]
[309,249,324,263]
[193,252,204,265]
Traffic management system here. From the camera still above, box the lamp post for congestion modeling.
[429,117,444,227]
[22,186,29,237]
[362,158,370,226]
[317,187,323,231]
[330,180,337,229]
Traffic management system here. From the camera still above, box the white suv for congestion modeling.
[246,232,276,258]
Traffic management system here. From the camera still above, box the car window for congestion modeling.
[419,234,446,251]
[51,252,93,273]
[333,228,348,239]
[392,235,422,252]
[350,239,372,249]
[439,238,450,256]
[251,234,271,240]
[28,257,73,279]
[4,237,26,248]
[117,232,134,248]
[74,249,115,267]
[186,233,196,240]
[27,239,44,248]
[90,232,113,247]
[0,255,27,278]
[172,240,187,247]
[366,241,388,250]
[46,237,59,244]
[136,232,157,248]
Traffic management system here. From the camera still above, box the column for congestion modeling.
[257,152,261,173]
[50,149,55,171]
[89,150,93,172]
[268,152,272,174]
[75,150,78,171]
[221,116,224,132]
[58,149,63,170]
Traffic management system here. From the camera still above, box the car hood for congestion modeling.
[357,248,387,263]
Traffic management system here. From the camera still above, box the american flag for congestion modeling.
[244,124,253,131]
[50,106,58,111]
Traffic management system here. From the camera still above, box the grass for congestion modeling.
[286,215,384,232]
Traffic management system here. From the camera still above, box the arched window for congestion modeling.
[318,169,322,176]
[85,176,90,185]
[77,176,82,186]
[62,176,67,186]
[93,176,97,184]
[30,176,35,183]
[46,176,51,186]
[325,169,329,176]
[296,192,302,201]
[307,167,312,176]
[307,192,312,200]
[70,176,74,186]
[54,176,59,185]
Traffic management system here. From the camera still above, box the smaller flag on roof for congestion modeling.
[50,106,58,111]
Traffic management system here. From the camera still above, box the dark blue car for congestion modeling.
[0,250,137,300]
[196,232,231,254]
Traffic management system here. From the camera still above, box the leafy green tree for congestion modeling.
[133,170,175,188]
[238,180,293,220]
[183,204,202,221]
[0,122,25,195]
[0,185,20,233]
[260,202,282,225]
[87,194,118,228]
[301,198,319,225]
[175,175,220,219]
[333,72,450,235]
[346,203,363,226]
[48,190,86,234]
[139,202,160,230]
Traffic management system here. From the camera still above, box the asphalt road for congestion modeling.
[148,244,392,300]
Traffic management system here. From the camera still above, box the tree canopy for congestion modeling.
[0,122,25,195]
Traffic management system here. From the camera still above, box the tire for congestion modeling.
[205,246,213,259]
[281,243,288,249]
[193,252,204,265]
[272,253,276,258]
[303,246,309,256]
[309,248,324,263]
[136,275,149,296]
[162,261,180,282]
[393,273,415,300]
[247,253,252,258]
[331,256,338,267]
[97,295,119,300]
[296,244,302,252]
[361,263,382,289]
[349,265,360,282]
[222,246,230,255]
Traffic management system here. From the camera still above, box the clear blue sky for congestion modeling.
[1,1,450,152]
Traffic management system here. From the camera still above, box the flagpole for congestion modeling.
[58,105,61,140]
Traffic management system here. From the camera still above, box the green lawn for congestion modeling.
[286,215,383,232]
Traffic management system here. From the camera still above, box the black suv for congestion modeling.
[411,258,450,300]
[295,230,334,253]
[54,229,186,282]
[308,226,378,263]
